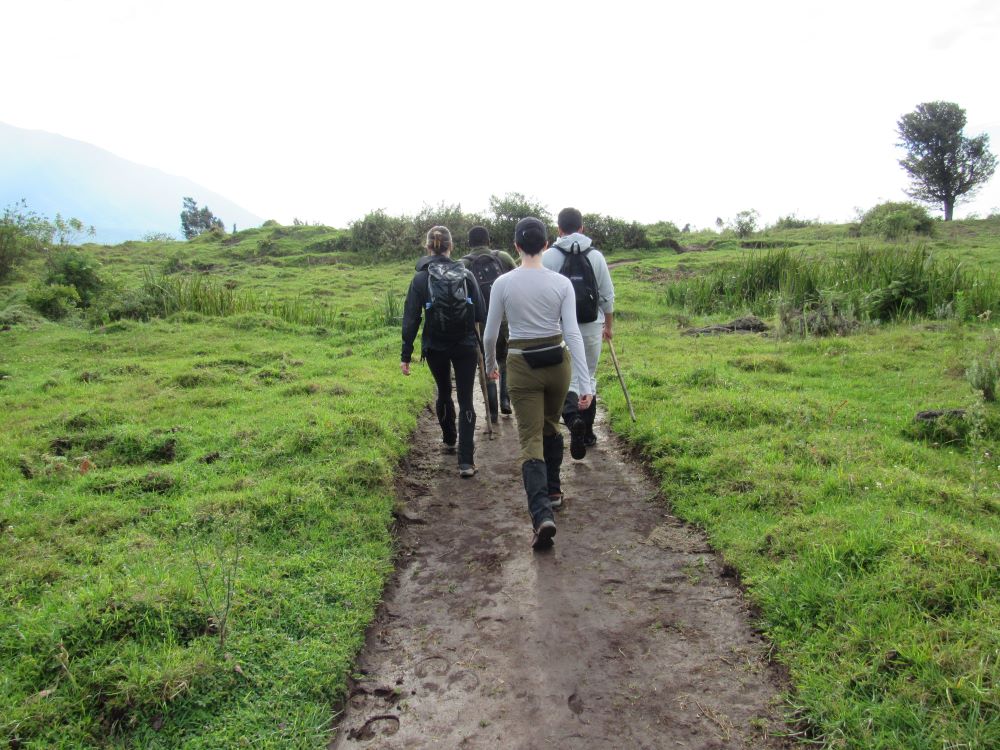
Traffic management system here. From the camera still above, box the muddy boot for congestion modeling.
[542,433,564,509]
[583,396,598,447]
[486,380,499,424]
[457,406,476,470]
[522,459,556,549]
[499,362,512,415]
[562,391,586,460]
[436,397,457,453]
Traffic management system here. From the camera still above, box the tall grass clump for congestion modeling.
[664,246,1000,323]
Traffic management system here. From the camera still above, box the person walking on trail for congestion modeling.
[483,217,593,550]
[459,226,517,424]
[542,207,615,461]
[401,226,487,478]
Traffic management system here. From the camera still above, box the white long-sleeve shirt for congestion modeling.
[483,266,592,394]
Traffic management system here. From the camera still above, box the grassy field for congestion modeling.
[601,220,1000,748]
[2,218,1000,748]
[1,233,433,748]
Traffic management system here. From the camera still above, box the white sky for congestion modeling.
[3,0,1000,229]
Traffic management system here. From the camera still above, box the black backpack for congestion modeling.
[426,260,473,341]
[558,243,600,324]
[466,251,505,308]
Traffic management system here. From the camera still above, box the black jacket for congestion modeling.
[401,255,486,363]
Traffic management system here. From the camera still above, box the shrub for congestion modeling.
[729,209,759,238]
[486,193,552,250]
[0,200,50,282]
[966,333,999,402]
[859,201,935,240]
[347,209,415,257]
[44,249,104,305]
[26,283,80,319]
[583,213,650,250]
[771,214,816,230]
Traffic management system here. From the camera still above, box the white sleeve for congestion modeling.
[560,280,592,394]
[483,278,504,373]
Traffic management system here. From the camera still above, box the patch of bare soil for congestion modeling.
[332,396,789,749]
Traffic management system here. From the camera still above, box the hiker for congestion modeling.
[401,226,487,478]
[459,226,517,423]
[542,207,615,460]
[483,217,593,549]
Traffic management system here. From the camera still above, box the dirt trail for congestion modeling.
[332,395,789,749]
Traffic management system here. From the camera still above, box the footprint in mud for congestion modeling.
[414,655,449,678]
[446,670,480,692]
[347,714,400,741]
[567,691,585,715]
[349,685,401,710]
[475,616,507,639]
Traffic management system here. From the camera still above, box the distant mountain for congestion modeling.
[0,122,263,244]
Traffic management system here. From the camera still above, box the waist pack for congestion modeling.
[520,343,565,369]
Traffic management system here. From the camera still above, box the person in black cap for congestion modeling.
[459,226,517,422]
[401,226,487,478]
[483,217,593,549]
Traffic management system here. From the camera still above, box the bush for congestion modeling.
[0,201,49,282]
[26,283,80,319]
[771,214,816,230]
[486,193,553,250]
[347,209,415,258]
[44,249,104,306]
[966,333,999,402]
[729,209,759,238]
[859,201,935,240]
[583,213,650,250]
[91,287,161,323]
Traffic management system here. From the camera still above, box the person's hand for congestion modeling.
[578,394,593,410]
[488,368,500,381]
[603,323,613,341]
[400,362,410,376]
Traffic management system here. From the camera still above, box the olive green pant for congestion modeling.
[507,335,572,463]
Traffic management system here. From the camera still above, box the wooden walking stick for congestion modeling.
[475,325,494,439]
[607,340,636,422]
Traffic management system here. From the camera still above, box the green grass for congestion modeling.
[602,227,1000,748]
[4,218,1000,747]
[1,231,431,748]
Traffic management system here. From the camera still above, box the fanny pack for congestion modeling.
[513,342,565,369]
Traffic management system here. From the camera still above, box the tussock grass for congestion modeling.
[664,245,1000,322]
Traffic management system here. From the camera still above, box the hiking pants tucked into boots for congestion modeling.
[521,459,552,529]
[542,433,564,497]
[507,334,573,463]
[425,345,478,465]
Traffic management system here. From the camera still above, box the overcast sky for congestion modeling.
[3,0,999,229]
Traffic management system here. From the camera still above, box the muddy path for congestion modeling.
[332,395,790,749]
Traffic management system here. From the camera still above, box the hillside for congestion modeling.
[0,122,262,244]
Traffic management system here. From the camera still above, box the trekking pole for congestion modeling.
[475,325,494,439]
[607,340,636,422]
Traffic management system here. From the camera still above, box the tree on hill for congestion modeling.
[180,197,225,239]
[897,101,997,221]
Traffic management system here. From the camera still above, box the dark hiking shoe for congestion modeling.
[568,416,587,460]
[490,411,499,425]
[459,464,477,478]
[583,433,597,448]
[532,518,556,549]
[548,493,563,510]
[442,441,457,455]
[500,397,512,415]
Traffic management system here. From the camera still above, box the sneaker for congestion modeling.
[458,464,477,478]
[548,493,563,509]
[532,518,556,549]
[442,441,457,455]
[568,416,587,460]
[500,397,512,415]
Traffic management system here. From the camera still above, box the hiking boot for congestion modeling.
[568,415,587,460]
[532,518,556,549]
[459,464,477,478]
[500,396,512,415]
[583,433,597,448]
[442,441,457,454]
[548,493,563,510]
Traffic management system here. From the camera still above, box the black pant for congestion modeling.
[425,346,478,465]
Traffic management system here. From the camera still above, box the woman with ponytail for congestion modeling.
[483,218,593,549]
[401,226,486,477]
